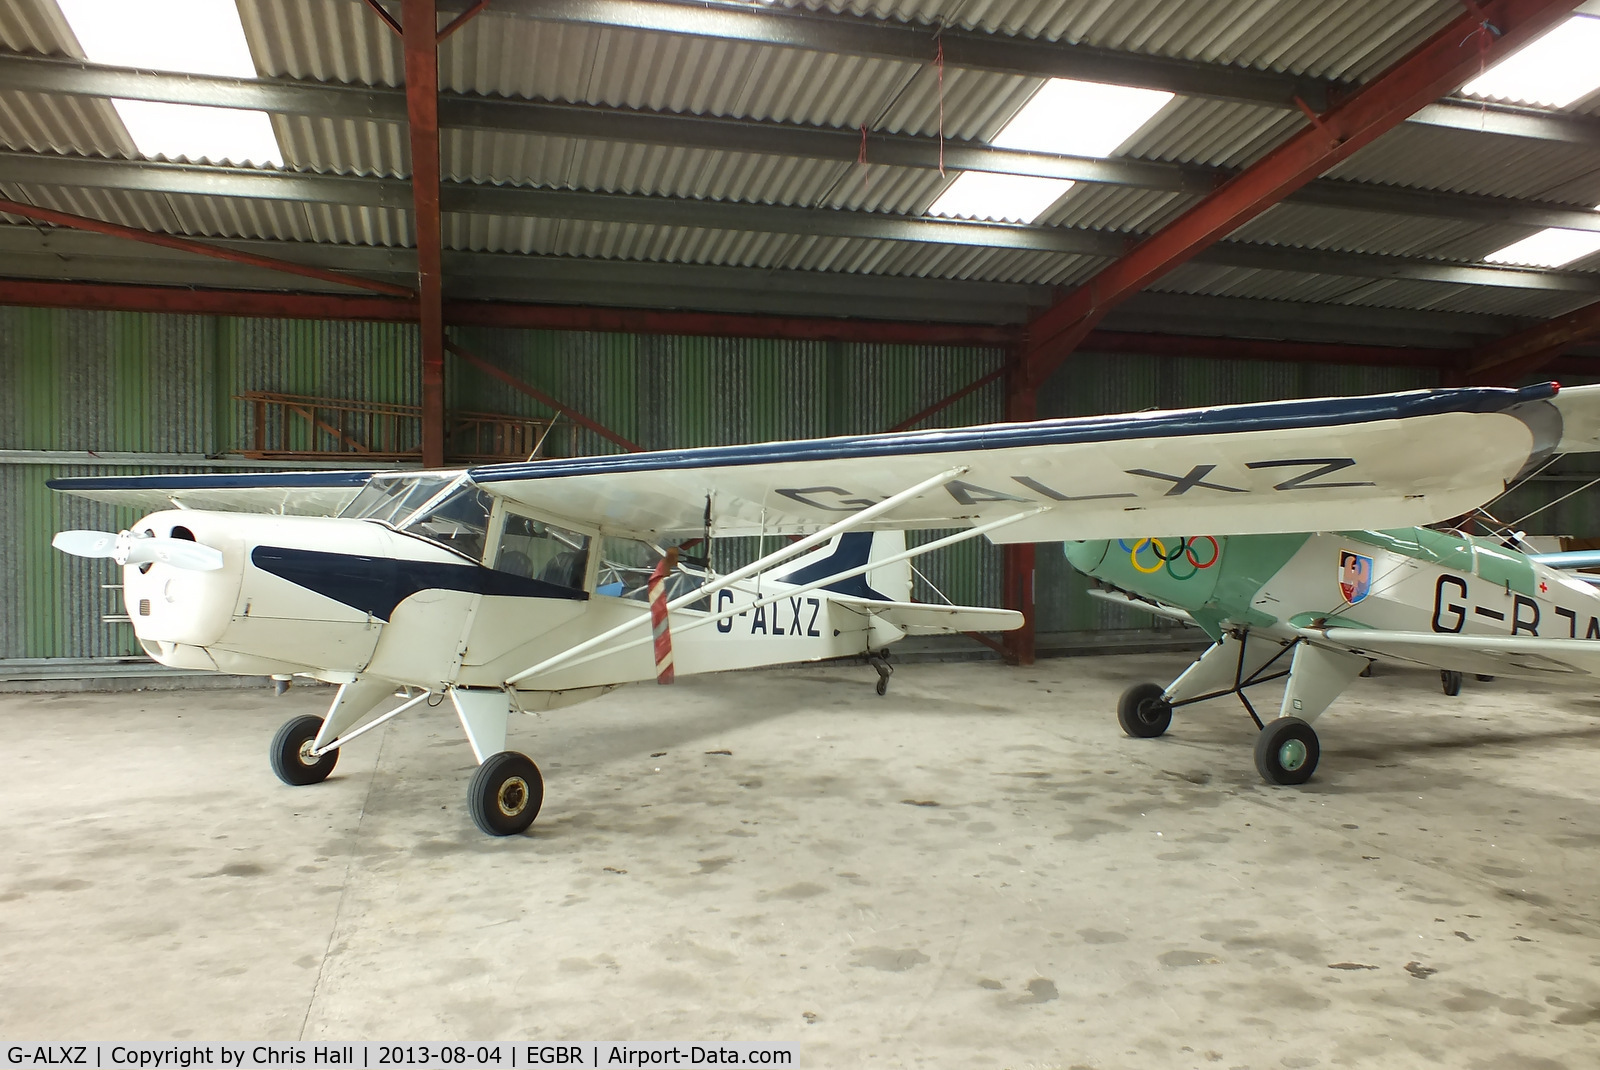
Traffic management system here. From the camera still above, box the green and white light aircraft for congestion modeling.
[1067,527,1600,786]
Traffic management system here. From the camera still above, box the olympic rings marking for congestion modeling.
[1119,536,1220,580]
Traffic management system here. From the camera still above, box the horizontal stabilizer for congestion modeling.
[828,595,1023,635]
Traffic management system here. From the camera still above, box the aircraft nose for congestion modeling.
[1064,540,1110,574]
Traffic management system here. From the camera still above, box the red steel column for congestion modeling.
[1001,361,1037,666]
[1020,0,1584,388]
[403,0,445,468]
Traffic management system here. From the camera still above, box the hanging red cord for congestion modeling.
[859,122,871,190]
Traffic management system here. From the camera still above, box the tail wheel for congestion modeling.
[1117,682,1172,738]
[467,751,544,836]
[1254,717,1319,786]
[269,714,338,786]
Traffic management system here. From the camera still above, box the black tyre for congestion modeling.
[1117,682,1172,738]
[1475,674,1495,682]
[467,751,544,836]
[1441,670,1463,697]
[269,714,338,786]
[1253,716,1319,786]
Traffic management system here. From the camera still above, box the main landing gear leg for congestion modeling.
[452,688,543,837]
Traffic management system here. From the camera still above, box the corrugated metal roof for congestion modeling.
[0,90,132,157]
[1124,96,1303,167]
[786,0,1461,80]
[1326,122,1600,202]
[0,0,76,56]
[0,0,1595,343]
[1227,203,1501,259]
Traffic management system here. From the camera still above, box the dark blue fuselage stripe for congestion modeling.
[776,533,890,601]
[250,546,586,622]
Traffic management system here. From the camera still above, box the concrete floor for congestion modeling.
[2,653,1599,1069]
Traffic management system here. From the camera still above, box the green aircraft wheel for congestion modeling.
[269,714,338,786]
[1117,683,1172,738]
[1441,670,1463,697]
[467,751,544,837]
[1253,717,1319,786]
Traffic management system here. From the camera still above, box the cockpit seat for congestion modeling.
[538,549,588,590]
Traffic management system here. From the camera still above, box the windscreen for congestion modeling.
[339,474,458,525]
[400,483,496,561]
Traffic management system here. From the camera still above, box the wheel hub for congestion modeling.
[297,738,320,766]
[497,775,529,818]
[1277,739,1307,771]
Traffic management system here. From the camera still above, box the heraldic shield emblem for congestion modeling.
[1339,550,1373,604]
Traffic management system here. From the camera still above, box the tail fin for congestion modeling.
[775,531,910,602]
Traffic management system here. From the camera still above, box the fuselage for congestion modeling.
[1065,528,1600,645]
[121,505,906,708]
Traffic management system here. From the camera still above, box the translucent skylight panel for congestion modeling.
[1460,15,1600,108]
[111,100,282,167]
[992,80,1174,158]
[58,0,282,166]
[927,79,1173,224]
[927,172,1076,223]
[1484,227,1600,268]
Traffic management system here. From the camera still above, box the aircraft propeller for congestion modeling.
[52,529,225,571]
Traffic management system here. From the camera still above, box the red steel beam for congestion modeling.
[403,0,446,468]
[0,198,415,299]
[12,278,1600,375]
[446,338,645,453]
[1020,0,1585,390]
[447,301,1020,347]
[437,0,489,41]
[1082,330,1456,368]
[1466,294,1600,383]
[887,365,1010,431]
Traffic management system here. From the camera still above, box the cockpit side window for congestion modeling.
[596,535,706,604]
[494,514,592,590]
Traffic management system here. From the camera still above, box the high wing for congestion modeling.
[1299,627,1600,679]
[44,468,377,516]
[51,383,1574,542]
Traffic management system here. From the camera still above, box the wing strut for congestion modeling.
[504,465,971,686]
[511,504,1045,684]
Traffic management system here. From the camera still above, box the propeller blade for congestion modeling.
[52,530,121,558]
[124,538,225,572]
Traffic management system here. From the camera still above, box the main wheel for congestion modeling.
[467,751,544,836]
[1253,717,1319,786]
[1117,682,1172,738]
[1441,670,1463,696]
[269,714,338,786]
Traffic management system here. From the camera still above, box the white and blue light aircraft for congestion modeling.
[49,382,1600,835]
